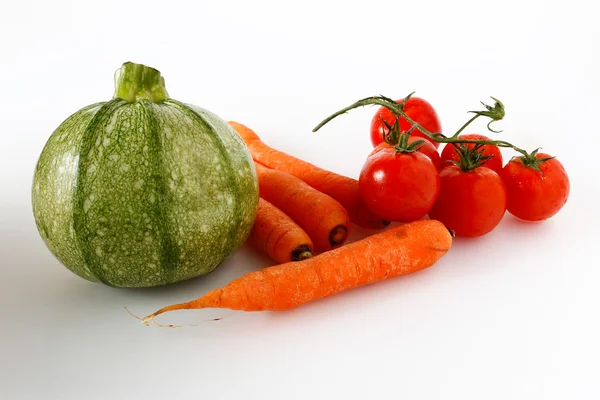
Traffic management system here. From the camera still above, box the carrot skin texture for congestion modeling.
[248,198,314,263]
[142,220,452,320]
[228,121,389,230]
[254,162,350,253]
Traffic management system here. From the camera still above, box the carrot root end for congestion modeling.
[291,245,313,261]
[329,224,349,247]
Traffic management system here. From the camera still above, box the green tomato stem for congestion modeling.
[430,136,530,157]
[113,62,169,103]
[312,95,530,157]
[452,114,480,138]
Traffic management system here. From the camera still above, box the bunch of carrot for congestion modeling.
[234,121,389,264]
[137,123,454,324]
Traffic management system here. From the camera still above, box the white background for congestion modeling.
[1,0,599,399]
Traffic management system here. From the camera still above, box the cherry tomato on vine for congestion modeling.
[429,165,507,237]
[500,153,569,221]
[359,148,440,222]
[370,137,442,170]
[370,97,442,148]
[440,134,503,173]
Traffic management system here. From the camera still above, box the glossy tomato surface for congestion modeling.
[359,148,440,222]
[440,134,503,173]
[429,165,507,237]
[500,154,569,221]
[370,97,442,148]
[409,136,441,170]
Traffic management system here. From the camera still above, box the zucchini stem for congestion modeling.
[113,62,169,103]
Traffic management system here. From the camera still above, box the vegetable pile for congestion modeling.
[31,62,570,322]
[140,92,570,324]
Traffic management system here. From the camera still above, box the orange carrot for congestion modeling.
[228,121,389,230]
[140,220,453,322]
[254,162,350,253]
[249,198,314,263]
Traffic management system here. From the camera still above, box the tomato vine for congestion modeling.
[312,92,552,172]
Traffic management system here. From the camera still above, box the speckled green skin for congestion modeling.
[32,99,259,287]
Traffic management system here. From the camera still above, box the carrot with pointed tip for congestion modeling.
[140,220,452,323]
[254,162,350,253]
[228,121,389,230]
[249,198,314,263]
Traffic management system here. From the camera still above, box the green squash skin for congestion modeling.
[32,99,259,288]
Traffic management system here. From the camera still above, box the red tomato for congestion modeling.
[429,165,507,237]
[359,148,440,222]
[369,137,441,170]
[440,134,503,173]
[370,97,442,149]
[408,136,442,170]
[500,153,569,221]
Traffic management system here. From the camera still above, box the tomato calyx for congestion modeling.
[449,97,506,139]
[448,143,495,172]
[394,92,414,111]
[512,148,556,174]
[381,118,426,154]
[466,97,505,134]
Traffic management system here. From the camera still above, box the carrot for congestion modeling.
[140,219,453,322]
[249,198,314,263]
[254,162,350,253]
[228,121,389,230]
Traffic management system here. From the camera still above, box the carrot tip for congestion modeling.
[131,299,216,328]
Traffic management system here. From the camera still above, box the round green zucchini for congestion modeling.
[32,62,259,288]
